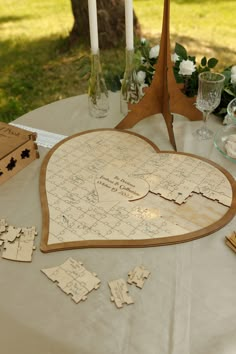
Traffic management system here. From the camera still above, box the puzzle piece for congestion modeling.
[95,168,149,203]
[127,265,151,289]
[21,226,37,241]
[41,258,101,303]
[0,219,7,234]
[2,226,37,262]
[225,231,236,253]
[0,225,21,242]
[108,278,134,309]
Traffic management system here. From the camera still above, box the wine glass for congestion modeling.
[194,72,225,139]
[227,97,236,124]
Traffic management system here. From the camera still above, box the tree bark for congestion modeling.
[69,0,141,48]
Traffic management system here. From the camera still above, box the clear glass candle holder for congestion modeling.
[227,97,236,124]
[88,52,109,118]
[120,48,140,115]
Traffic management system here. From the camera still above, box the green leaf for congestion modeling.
[76,55,90,68]
[207,58,218,69]
[76,55,91,78]
[216,107,227,115]
[224,87,235,96]
[221,70,231,85]
[78,64,90,78]
[201,57,207,66]
[188,55,196,63]
[105,74,121,92]
[173,66,184,84]
[175,43,187,60]
[138,65,148,72]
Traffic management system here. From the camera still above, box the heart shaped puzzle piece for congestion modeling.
[95,168,150,203]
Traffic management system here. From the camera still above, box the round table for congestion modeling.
[0,92,236,354]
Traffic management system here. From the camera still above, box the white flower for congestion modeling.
[141,56,146,64]
[231,65,236,75]
[231,66,236,84]
[171,53,180,63]
[136,70,146,84]
[149,45,160,59]
[139,83,148,98]
[141,38,146,44]
[231,74,236,84]
[179,59,196,76]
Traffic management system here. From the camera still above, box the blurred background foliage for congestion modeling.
[0,0,235,122]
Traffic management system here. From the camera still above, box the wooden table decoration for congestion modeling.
[0,122,39,185]
[116,0,202,150]
[225,231,236,253]
[39,129,236,252]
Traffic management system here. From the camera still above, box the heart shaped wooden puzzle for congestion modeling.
[40,129,236,252]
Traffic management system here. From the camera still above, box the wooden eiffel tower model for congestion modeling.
[116,0,202,150]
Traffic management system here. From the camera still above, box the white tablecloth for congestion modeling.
[0,92,236,354]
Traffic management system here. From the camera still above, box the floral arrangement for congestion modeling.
[135,39,236,116]
[77,39,236,117]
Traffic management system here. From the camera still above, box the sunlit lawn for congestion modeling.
[134,0,236,68]
[0,0,235,122]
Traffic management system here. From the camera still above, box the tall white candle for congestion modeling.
[125,0,134,50]
[88,0,99,54]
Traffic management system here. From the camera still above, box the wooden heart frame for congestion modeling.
[39,129,236,252]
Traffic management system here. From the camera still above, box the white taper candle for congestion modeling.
[125,0,134,50]
[88,0,99,54]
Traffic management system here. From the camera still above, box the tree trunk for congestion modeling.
[69,0,141,49]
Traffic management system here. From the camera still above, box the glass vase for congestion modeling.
[120,49,140,115]
[88,52,109,118]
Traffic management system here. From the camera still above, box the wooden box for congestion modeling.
[0,122,39,185]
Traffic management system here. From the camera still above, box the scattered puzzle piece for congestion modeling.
[127,265,151,289]
[0,219,7,233]
[21,226,37,241]
[2,240,34,262]
[0,225,21,242]
[2,226,37,262]
[41,258,101,303]
[0,219,37,262]
[108,278,134,309]
[225,231,236,253]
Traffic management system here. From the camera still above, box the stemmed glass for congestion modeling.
[194,72,225,139]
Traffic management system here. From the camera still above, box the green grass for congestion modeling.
[134,0,236,68]
[0,0,235,122]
